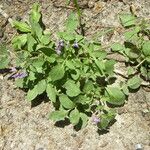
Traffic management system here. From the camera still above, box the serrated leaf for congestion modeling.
[91,50,107,60]
[30,3,41,23]
[65,60,75,70]
[49,65,65,82]
[98,112,115,130]
[69,108,80,125]
[15,78,24,88]
[111,43,124,52]
[12,21,31,32]
[49,110,68,122]
[12,34,27,49]
[142,41,150,56]
[119,14,136,27]
[46,84,56,102]
[40,35,50,45]
[83,80,94,93]
[105,60,116,75]
[26,86,38,101]
[64,80,81,97]
[31,22,43,39]
[36,79,47,95]
[59,94,75,109]
[27,34,37,52]
[106,87,125,105]
[127,76,141,89]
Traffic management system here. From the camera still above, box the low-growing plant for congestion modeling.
[0,43,10,69]
[111,13,150,91]
[10,3,128,130]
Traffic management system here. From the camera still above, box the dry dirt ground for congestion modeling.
[0,0,150,150]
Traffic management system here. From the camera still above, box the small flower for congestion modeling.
[73,40,79,48]
[11,72,27,79]
[10,67,17,72]
[92,115,100,124]
[55,40,64,55]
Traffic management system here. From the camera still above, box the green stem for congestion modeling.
[73,0,84,36]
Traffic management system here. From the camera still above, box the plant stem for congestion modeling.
[73,0,84,36]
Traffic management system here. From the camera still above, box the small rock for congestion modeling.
[88,1,95,8]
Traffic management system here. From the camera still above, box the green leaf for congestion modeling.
[12,34,27,49]
[26,86,38,101]
[15,78,24,88]
[127,76,141,89]
[127,66,136,75]
[30,3,41,23]
[65,13,79,32]
[119,14,136,27]
[69,108,80,125]
[124,27,140,41]
[105,60,116,75]
[49,110,68,122]
[64,80,81,97]
[40,35,50,45]
[12,21,31,32]
[121,83,129,95]
[94,59,105,75]
[80,113,88,128]
[27,34,37,52]
[91,50,107,60]
[142,41,150,56]
[49,65,65,82]
[58,32,75,41]
[99,112,115,130]
[0,56,9,69]
[65,60,75,70]
[83,80,94,93]
[31,22,43,39]
[106,87,125,105]
[59,94,75,109]
[36,80,47,95]
[46,83,56,102]
[111,43,124,52]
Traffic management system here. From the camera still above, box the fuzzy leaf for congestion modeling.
[80,113,88,128]
[111,43,124,52]
[142,41,150,56]
[49,65,65,82]
[119,14,136,27]
[36,79,47,95]
[59,94,75,109]
[12,21,31,32]
[64,80,81,97]
[106,87,125,105]
[69,108,80,125]
[26,86,38,101]
[46,84,56,102]
[127,76,141,89]
[49,110,68,122]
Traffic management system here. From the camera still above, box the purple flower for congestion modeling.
[55,40,64,55]
[73,41,79,48]
[92,115,100,124]
[11,72,27,79]
[10,67,17,72]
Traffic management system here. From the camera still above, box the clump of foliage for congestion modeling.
[111,13,150,91]
[10,3,128,130]
[0,43,9,69]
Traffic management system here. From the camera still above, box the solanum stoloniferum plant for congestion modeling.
[11,3,127,130]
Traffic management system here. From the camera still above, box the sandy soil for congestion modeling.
[0,0,150,150]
